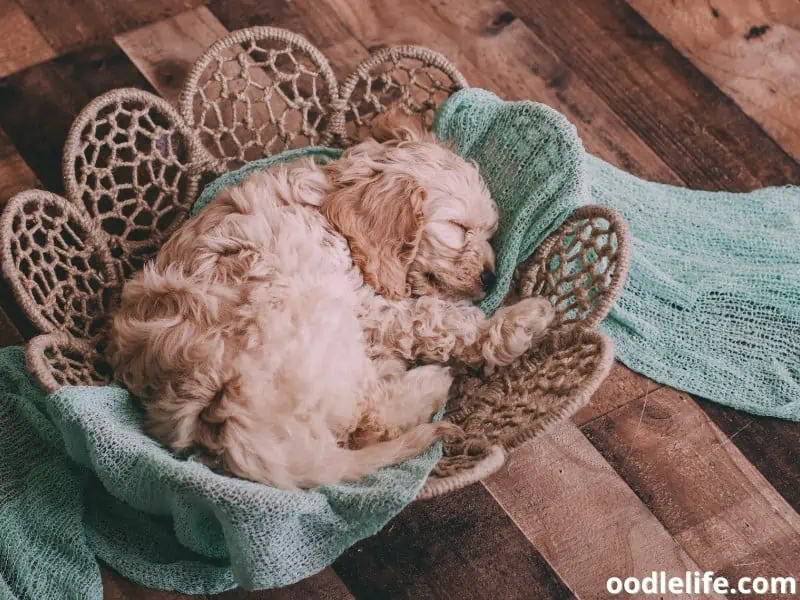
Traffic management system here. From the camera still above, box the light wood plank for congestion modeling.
[582,387,800,585]
[484,423,723,600]
[115,7,228,105]
[628,0,800,160]
[0,0,55,78]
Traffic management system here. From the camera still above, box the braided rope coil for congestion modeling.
[0,26,630,499]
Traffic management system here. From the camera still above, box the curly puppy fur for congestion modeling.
[108,108,554,490]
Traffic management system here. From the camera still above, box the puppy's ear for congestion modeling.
[370,105,426,143]
[322,173,425,299]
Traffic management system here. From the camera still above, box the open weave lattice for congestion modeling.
[0,26,628,499]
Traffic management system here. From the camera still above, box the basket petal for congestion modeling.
[332,46,468,146]
[26,332,113,393]
[63,88,205,280]
[0,190,119,340]
[514,205,631,328]
[179,27,339,170]
[419,327,614,499]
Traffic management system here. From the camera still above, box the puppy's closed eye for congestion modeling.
[429,221,469,249]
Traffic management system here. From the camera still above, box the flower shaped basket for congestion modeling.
[0,27,629,500]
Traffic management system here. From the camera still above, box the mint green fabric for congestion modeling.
[434,88,800,421]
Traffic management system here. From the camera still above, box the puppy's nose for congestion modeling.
[480,269,496,291]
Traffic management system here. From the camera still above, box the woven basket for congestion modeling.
[0,27,629,500]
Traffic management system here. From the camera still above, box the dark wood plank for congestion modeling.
[697,398,800,511]
[0,42,155,194]
[504,0,800,190]
[333,484,574,600]
[484,423,714,599]
[0,127,38,205]
[0,0,55,78]
[581,387,800,586]
[14,0,205,53]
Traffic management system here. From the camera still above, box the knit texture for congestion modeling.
[434,88,800,420]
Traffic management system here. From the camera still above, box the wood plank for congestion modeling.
[333,484,575,600]
[115,7,228,105]
[504,0,800,190]
[697,397,800,512]
[0,0,55,78]
[13,0,205,53]
[309,0,681,181]
[627,0,800,160]
[0,305,23,347]
[484,423,721,600]
[581,387,800,586]
[208,0,354,50]
[0,43,155,194]
[0,128,38,204]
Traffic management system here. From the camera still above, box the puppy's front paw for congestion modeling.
[484,297,554,366]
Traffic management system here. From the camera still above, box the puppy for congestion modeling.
[107,108,554,490]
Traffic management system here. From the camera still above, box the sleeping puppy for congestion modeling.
[107,108,554,490]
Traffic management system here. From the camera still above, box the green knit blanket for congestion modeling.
[2,87,799,600]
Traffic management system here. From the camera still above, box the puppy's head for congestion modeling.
[322,107,498,301]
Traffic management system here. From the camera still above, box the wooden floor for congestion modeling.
[1,0,799,598]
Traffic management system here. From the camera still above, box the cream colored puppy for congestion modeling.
[108,109,554,490]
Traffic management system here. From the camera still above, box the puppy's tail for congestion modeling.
[222,420,459,490]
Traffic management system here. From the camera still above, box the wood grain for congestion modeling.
[333,484,574,600]
[115,6,228,105]
[698,398,800,512]
[0,0,55,78]
[208,0,354,50]
[484,423,721,600]
[627,0,800,160]
[582,387,800,585]
[13,0,205,53]
[0,43,154,193]
[572,363,660,427]
[505,0,800,190]
[0,128,38,204]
